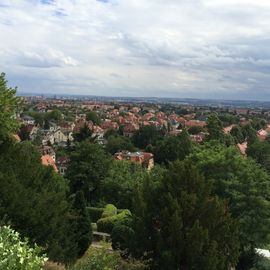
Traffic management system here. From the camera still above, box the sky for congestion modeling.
[1,0,270,100]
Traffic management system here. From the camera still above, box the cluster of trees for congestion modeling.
[0,73,92,266]
[1,72,270,269]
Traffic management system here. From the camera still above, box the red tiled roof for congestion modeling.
[41,155,58,172]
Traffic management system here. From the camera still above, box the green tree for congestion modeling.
[188,143,270,269]
[230,125,244,144]
[73,124,94,143]
[128,160,239,270]
[71,191,92,257]
[0,141,76,264]
[251,118,267,131]
[47,109,62,122]
[133,126,162,149]
[188,125,204,135]
[66,141,111,204]
[18,125,30,141]
[28,111,45,126]
[241,124,257,145]
[154,129,192,165]
[106,135,136,155]
[101,160,147,209]
[104,128,119,139]
[0,72,21,141]
[206,113,225,142]
[43,119,50,130]
[247,141,270,172]
[86,111,101,125]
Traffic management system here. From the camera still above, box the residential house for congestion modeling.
[56,156,69,175]
[101,120,119,130]
[41,154,58,172]
[123,123,139,137]
[25,124,39,140]
[22,115,35,125]
[114,151,154,170]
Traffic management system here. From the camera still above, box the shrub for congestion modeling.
[97,210,131,234]
[101,204,117,218]
[0,225,47,270]
[69,246,147,270]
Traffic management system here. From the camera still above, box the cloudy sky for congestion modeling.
[1,0,270,100]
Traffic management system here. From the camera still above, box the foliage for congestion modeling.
[0,141,77,264]
[247,141,270,172]
[0,225,47,270]
[100,160,147,209]
[128,160,239,270]
[251,118,267,131]
[219,114,239,127]
[188,125,204,135]
[0,72,21,141]
[69,246,147,270]
[104,128,119,139]
[97,210,131,234]
[188,142,270,268]
[106,135,136,154]
[154,129,192,165]
[18,125,30,141]
[47,109,62,122]
[206,113,225,142]
[86,111,101,125]
[101,204,118,218]
[111,211,134,251]
[252,256,270,270]
[230,125,244,144]
[241,124,257,145]
[71,191,92,257]
[73,124,94,143]
[27,111,45,127]
[132,125,162,149]
[86,207,104,223]
[66,141,111,204]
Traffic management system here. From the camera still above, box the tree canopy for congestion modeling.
[86,111,101,125]
[127,160,239,270]
[100,160,147,209]
[0,141,79,263]
[66,141,111,204]
[154,129,192,165]
[0,72,21,141]
[188,142,270,268]
[132,125,162,149]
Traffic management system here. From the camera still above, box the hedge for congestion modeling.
[97,210,131,234]
[86,205,126,223]
[101,204,118,218]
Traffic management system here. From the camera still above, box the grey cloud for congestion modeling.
[14,50,78,68]
[1,0,270,100]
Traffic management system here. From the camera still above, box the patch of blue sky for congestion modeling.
[96,0,110,3]
[54,9,67,17]
[40,0,54,5]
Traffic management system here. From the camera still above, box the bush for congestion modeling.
[97,210,131,234]
[0,225,47,270]
[86,207,104,223]
[69,246,147,270]
[101,204,117,218]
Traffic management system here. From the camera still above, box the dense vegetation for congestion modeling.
[1,72,270,269]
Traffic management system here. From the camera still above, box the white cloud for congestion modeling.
[1,0,270,99]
